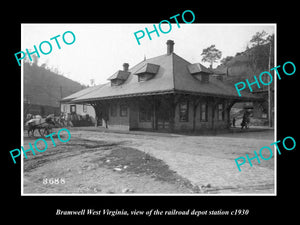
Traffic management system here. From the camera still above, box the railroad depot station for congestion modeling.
[61,40,261,132]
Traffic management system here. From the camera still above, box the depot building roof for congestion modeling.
[63,40,261,104]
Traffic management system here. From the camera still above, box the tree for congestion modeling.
[220,56,234,66]
[201,45,222,69]
[250,30,268,47]
[25,49,39,66]
[266,33,274,47]
[247,32,274,71]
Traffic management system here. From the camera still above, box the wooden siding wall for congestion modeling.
[129,101,139,129]
[107,100,130,130]
[174,100,230,131]
[90,95,235,132]
[61,103,95,118]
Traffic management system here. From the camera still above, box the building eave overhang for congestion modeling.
[70,89,262,104]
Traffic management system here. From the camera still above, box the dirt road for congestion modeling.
[23,128,275,194]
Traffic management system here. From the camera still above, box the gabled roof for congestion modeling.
[107,70,130,80]
[134,63,160,75]
[73,54,175,102]
[61,84,105,102]
[212,66,228,75]
[187,63,212,75]
[71,49,260,103]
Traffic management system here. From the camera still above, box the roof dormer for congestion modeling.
[134,63,160,82]
[187,63,212,83]
[108,63,130,86]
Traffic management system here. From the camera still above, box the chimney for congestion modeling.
[123,63,129,72]
[166,40,174,55]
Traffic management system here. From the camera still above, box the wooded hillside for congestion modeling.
[215,31,275,92]
[23,62,86,108]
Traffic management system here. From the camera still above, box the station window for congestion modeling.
[111,104,117,117]
[200,103,208,121]
[120,105,128,117]
[217,103,224,121]
[139,104,152,122]
[70,105,76,113]
[83,104,87,113]
[179,101,189,122]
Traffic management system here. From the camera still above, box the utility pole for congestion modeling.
[60,86,63,99]
[59,85,63,114]
[268,41,272,127]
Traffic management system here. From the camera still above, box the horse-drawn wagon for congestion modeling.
[25,114,56,137]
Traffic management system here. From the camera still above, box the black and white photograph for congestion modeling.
[4,5,298,223]
[21,24,276,195]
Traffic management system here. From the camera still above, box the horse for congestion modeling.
[25,114,56,137]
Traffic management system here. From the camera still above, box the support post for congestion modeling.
[192,97,201,132]
[226,100,236,129]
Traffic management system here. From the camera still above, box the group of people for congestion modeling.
[25,112,94,128]
[25,113,64,127]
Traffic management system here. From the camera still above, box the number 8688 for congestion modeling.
[43,178,65,185]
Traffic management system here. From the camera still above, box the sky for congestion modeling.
[22,23,275,86]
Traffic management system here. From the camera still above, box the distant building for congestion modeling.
[60,85,104,126]
[65,40,261,132]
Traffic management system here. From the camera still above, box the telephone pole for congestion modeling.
[268,41,272,127]
[59,85,63,114]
